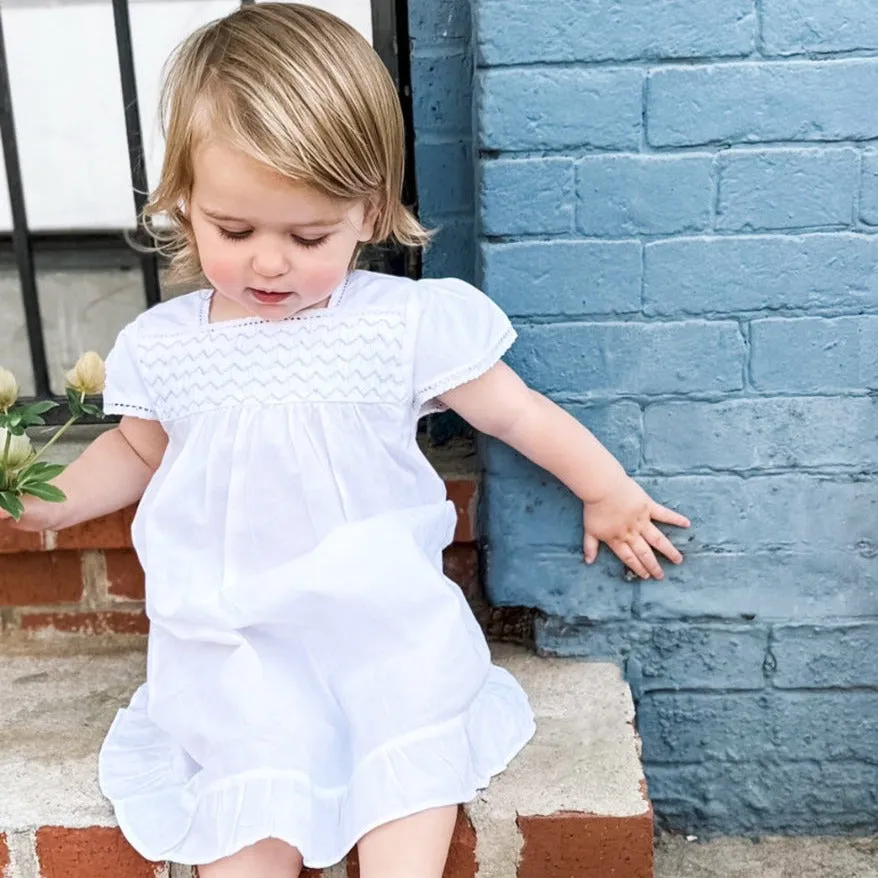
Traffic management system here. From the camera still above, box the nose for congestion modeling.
[251,239,290,279]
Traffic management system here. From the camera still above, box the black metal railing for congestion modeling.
[0,8,50,402]
[111,0,162,310]
[0,0,416,424]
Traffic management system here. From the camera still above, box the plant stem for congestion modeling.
[1,429,10,490]
[28,414,78,467]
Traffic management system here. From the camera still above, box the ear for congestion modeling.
[174,193,196,222]
[356,197,379,243]
[174,199,197,242]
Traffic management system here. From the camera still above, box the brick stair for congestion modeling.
[0,477,482,638]
[0,436,654,876]
[0,640,652,878]
[0,447,531,644]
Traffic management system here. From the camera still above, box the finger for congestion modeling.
[630,535,664,580]
[645,523,684,565]
[611,541,651,580]
[584,533,600,564]
[650,501,690,529]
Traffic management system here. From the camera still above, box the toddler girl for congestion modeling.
[1,5,688,876]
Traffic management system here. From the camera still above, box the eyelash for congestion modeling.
[216,228,329,249]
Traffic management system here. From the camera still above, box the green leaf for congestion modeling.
[5,411,23,428]
[13,400,59,428]
[22,482,66,503]
[20,400,57,417]
[79,402,105,419]
[0,491,24,520]
[19,462,66,485]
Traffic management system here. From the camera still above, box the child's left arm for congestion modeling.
[441,362,690,580]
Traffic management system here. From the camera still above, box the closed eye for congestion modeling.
[294,235,329,249]
[217,227,251,241]
[216,228,328,249]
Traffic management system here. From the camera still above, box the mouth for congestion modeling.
[248,288,295,305]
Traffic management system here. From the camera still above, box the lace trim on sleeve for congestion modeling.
[414,325,517,415]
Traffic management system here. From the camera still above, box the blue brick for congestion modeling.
[751,316,878,392]
[476,0,755,65]
[485,548,635,618]
[410,0,470,44]
[509,321,745,397]
[415,141,473,217]
[487,472,878,557]
[773,623,878,688]
[483,474,690,560]
[762,0,878,56]
[481,404,642,547]
[644,234,878,315]
[640,692,878,763]
[639,551,878,621]
[716,149,858,232]
[576,155,713,237]
[644,397,878,472]
[480,241,642,318]
[647,61,878,147]
[535,620,769,693]
[478,68,643,152]
[482,472,579,549]
[422,218,475,283]
[649,760,878,835]
[641,474,878,556]
[481,159,575,236]
[486,548,878,623]
[411,51,472,134]
[859,151,878,225]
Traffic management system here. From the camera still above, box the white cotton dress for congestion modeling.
[97,270,536,868]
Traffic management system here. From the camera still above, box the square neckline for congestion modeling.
[199,273,353,327]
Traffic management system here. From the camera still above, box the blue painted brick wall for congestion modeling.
[408,0,475,284]
[409,0,476,444]
[471,0,878,835]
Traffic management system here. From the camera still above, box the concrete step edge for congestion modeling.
[0,642,652,878]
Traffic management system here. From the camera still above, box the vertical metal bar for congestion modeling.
[371,0,419,278]
[0,11,51,396]
[391,0,418,216]
[111,0,162,308]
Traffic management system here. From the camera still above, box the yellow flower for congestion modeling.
[0,427,33,469]
[0,367,18,412]
[65,351,106,396]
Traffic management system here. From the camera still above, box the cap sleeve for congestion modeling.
[413,278,517,415]
[102,321,158,420]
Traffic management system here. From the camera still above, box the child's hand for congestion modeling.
[0,494,62,533]
[583,475,690,580]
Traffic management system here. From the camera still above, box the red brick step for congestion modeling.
[0,641,652,877]
[0,478,478,638]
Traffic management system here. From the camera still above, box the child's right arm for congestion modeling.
[0,417,167,533]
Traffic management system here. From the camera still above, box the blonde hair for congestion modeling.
[145,2,427,285]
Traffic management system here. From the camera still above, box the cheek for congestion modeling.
[195,234,244,290]
[297,246,351,293]
[201,252,241,290]
[302,263,346,293]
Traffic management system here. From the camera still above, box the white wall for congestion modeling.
[0,0,372,232]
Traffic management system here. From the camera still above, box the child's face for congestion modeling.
[189,143,375,321]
